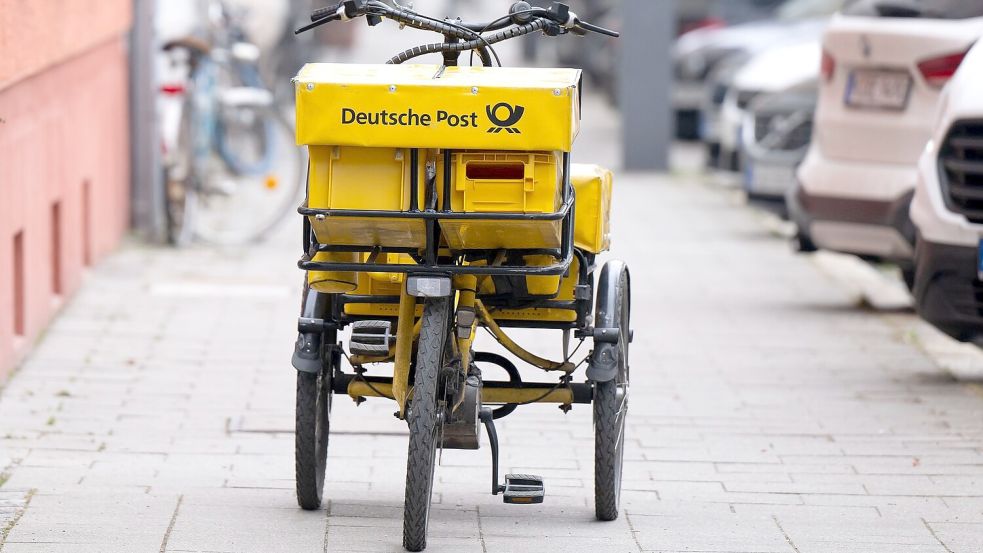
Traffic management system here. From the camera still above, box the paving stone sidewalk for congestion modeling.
[3,85,983,553]
[1,162,983,552]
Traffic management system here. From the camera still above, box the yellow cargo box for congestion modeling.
[571,164,613,254]
[306,145,427,249]
[436,150,564,250]
[295,63,582,152]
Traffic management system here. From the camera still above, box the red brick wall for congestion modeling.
[0,0,132,87]
[0,1,133,381]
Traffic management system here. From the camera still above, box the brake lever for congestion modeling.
[577,20,619,38]
[296,15,337,34]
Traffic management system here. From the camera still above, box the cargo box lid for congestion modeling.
[295,63,582,152]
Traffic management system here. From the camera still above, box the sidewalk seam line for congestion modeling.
[322,499,331,553]
[159,494,183,553]
[624,511,644,553]
[772,515,801,553]
[0,488,35,553]
[476,505,487,553]
[922,517,954,553]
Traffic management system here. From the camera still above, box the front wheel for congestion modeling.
[403,297,450,552]
[593,264,630,521]
[295,332,333,510]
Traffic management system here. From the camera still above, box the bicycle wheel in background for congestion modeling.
[192,99,304,246]
[162,93,199,247]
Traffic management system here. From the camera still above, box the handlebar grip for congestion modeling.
[311,3,341,22]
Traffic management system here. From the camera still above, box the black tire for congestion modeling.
[901,265,917,293]
[403,297,450,552]
[594,269,630,522]
[793,230,818,253]
[295,332,332,510]
[163,95,198,247]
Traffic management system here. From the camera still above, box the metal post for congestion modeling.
[619,0,675,171]
[129,0,166,242]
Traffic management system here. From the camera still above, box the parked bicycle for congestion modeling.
[159,0,303,245]
[290,2,629,551]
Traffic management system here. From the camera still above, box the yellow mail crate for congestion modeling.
[295,64,582,152]
[306,145,427,248]
[435,150,564,250]
[571,164,613,254]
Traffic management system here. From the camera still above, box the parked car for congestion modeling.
[701,52,753,167]
[789,0,983,281]
[740,76,818,216]
[673,0,803,140]
[910,41,983,343]
[712,39,820,176]
[694,0,844,164]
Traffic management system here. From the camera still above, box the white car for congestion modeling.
[674,0,843,142]
[714,40,821,173]
[789,0,983,274]
[911,40,983,342]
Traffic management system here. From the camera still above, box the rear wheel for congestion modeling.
[295,331,333,510]
[594,268,630,521]
[403,297,450,552]
[163,94,198,247]
[901,265,917,293]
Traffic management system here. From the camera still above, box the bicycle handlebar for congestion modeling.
[296,1,619,45]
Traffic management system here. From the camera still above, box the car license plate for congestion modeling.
[845,70,912,110]
[749,163,796,196]
[701,112,720,141]
[978,239,983,280]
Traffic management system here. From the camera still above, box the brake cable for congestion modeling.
[388,17,548,65]
[365,1,500,66]
[469,7,541,66]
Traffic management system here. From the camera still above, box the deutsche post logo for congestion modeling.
[486,103,525,134]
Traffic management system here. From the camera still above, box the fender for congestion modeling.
[586,260,630,383]
[291,283,334,373]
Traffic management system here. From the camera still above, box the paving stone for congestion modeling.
[628,512,794,553]
[164,503,325,553]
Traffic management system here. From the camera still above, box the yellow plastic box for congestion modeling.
[436,150,564,250]
[571,164,613,254]
[295,64,582,152]
[306,145,427,248]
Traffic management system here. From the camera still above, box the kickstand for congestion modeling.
[479,408,504,495]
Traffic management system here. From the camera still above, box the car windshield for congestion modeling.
[777,0,846,20]
[843,0,983,18]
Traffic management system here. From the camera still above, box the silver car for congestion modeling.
[740,83,817,217]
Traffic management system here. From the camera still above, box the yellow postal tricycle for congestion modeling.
[289,2,630,550]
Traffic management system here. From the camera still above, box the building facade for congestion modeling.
[0,1,134,381]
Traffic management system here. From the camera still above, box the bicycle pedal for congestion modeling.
[349,320,394,356]
[502,474,545,505]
